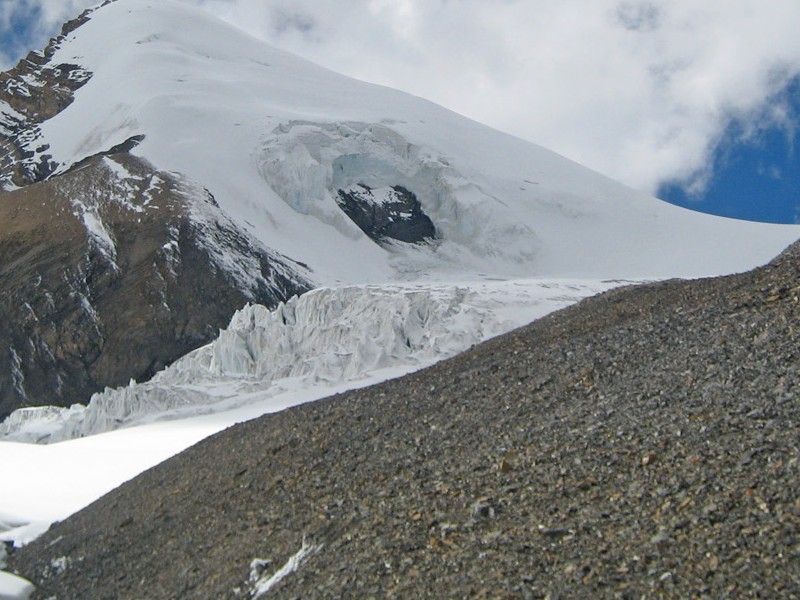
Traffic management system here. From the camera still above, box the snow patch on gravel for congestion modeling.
[249,539,322,598]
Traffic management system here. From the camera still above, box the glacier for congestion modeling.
[0,279,620,444]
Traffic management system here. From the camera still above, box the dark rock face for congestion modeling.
[9,241,800,598]
[0,5,312,418]
[336,184,436,245]
[0,153,310,418]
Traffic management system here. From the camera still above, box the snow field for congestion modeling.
[0,570,34,600]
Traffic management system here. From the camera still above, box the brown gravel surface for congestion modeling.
[8,241,800,599]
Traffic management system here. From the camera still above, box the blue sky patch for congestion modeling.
[0,4,45,68]
[660,76,800,224]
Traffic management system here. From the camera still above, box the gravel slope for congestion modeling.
[8,241,800,598]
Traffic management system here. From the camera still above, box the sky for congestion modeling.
[0,0,798,223]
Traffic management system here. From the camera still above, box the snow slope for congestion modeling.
[19,0,799,283]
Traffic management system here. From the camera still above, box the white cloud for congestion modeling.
[3,0,800,198]
[186,0,800,196]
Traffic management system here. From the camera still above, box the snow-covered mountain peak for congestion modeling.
[2,0,795,284]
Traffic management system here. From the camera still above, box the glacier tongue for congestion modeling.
[0,279,620,443]
[148,284,496,387]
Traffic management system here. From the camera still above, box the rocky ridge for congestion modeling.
[0,150,310,418]
[0,1,314,416]
[0,6,99,189]
[8,240,800,598]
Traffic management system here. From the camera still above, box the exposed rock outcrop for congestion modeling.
[336,184,436,245]
[0,8,97,188]
[0,2,314,417]
[0,152,310,418]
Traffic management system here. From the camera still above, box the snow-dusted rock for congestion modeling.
[0,153,309,418]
